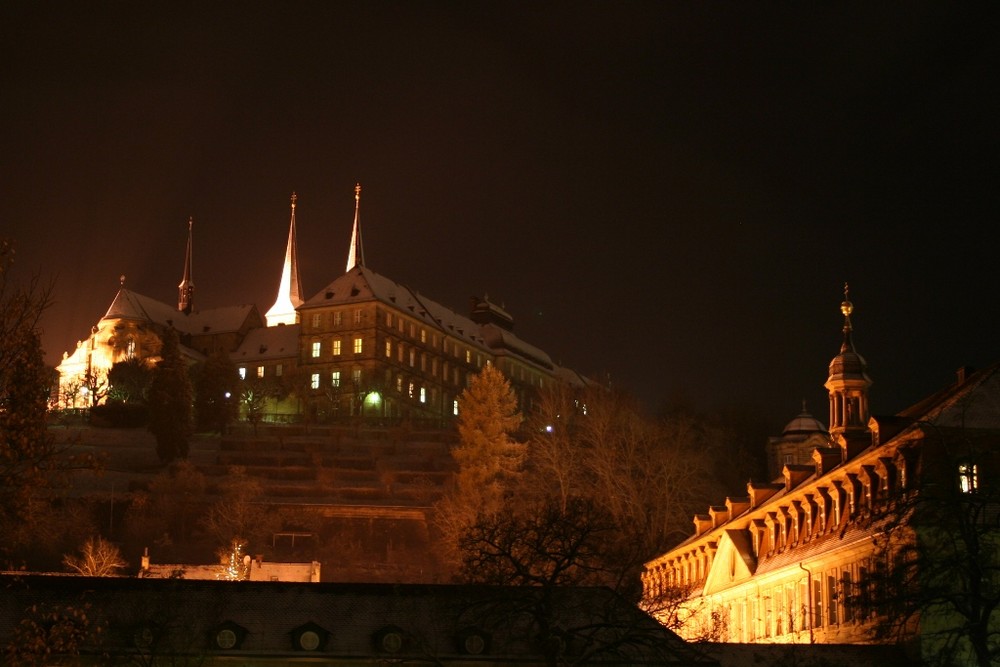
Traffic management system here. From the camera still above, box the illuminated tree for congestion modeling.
[434,365,524,555]
[147,328,193,463]
[80,367,109,407]
[62,537,127,576]
[217,538,251,581]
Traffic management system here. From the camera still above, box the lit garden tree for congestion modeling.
[147,328,193,463]
[63,537,127,576]
[434,364,524,558]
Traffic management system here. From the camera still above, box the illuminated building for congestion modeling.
[641,288,1000,661]
[56,185,584,420]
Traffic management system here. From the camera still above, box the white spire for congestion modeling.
[346,183,364,272]
[265,192,304,326]
[177,217,194,314]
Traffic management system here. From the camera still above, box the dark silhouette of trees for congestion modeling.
[862,420,1000,667]
[107,356,153,404]
[192,349,239,433]
[0,239,99,566]
[147,328,193,463]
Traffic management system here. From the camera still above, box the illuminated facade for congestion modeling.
[57,185,583,421]
[642,290,1000,658]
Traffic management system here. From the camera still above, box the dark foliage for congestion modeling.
[147,329,193,463]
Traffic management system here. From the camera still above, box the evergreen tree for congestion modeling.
[192,349,239,433]
[147,328,193,463]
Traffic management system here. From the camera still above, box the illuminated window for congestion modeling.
[408,382,414,398]
[453,399,459,416]
[385,340,392,357]
[353,337,362,354]
[420,329,426,343]
[238,367,246,380]
[419,387,426,403]
[352,368,361,384]
[126,338,136,357]
[332,340,341,356]
[256,366,264,378]
[959,463,979,493]
[396,375,403,392]
[310,373,320,389]
[354,310,362,324]
[334,311,342,326]
[465,349,471,363]
[275,364,283,376]
[311,341,321,358]
[331,371,340,387]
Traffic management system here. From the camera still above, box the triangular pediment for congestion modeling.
[703,529,756,595]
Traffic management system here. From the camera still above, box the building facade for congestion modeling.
[55,186,583,422]
[641,290,1000,663]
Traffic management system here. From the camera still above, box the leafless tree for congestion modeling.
[63,537,127,576]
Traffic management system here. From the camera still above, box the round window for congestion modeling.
[381,631,403,653]
[216,628,237,649]
[464,632,486,655]
[299,630,320,651]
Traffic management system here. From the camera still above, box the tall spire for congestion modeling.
[266,192,305,326]
[177,217,194,314]
[346,183,365,272]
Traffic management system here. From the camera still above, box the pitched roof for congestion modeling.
[231,323,301,363]
[102,288,258,336]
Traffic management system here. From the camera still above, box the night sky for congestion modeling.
[3,2,998,432]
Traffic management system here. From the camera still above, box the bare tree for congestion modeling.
[63,537,127,576]
[863,420,1000,667]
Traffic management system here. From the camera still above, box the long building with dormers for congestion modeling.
[56,186,586,423]
[641,289,1000,663]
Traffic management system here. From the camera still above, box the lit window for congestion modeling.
[385,340,392,357]
[959,463,979,493]
[332,340,341,356]
[420,329,426,343]
[352,368,361,384]
[310,373,320,389]
[419,387,426,403]
[408,382,414,398]
[256,366,264,378]
[239,367,246,380]
[465,349,471,363]
[354,310,362,324]
[275,364,283,377]
[396,375,403,392]
[334,311,342,326]
[311,341,321,358]
[453,399,459,416]
[126,338,136,357]
[331,371,340,387]
[353,337,363,354]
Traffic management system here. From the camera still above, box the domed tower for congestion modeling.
[824,284,873,458]
[766,402,829,479]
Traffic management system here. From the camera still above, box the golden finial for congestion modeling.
[188,216,193,230]
[291,191,297,209]
[840,282,853,318]
[355,183,361,202]
[120,274,126,286]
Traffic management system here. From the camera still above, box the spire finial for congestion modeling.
[291,191,297,210]
[266,193,305,326]
[346,183,365,272]
[120,274,125,286]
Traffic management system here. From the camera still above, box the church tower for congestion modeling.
[265,193,305,326]
[345,183,365,272]
[824,284,873,458]
[177,217,194,314]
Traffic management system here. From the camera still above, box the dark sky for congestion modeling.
[2,2,998,432]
